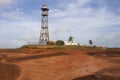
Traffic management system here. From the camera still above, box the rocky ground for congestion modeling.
[0,48,120,80]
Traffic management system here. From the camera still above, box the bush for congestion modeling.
[47,41,55,45]
[56,40,65,46]
[93,45,97,48]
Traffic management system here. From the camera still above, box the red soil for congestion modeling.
[0,49,120,80]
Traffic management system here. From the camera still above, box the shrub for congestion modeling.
[47,41,55,45]
[56,40,65,46]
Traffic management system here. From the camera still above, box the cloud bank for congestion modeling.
[0,0,120,48]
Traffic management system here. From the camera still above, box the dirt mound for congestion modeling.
[7,52,69,62]
[0,62,20,80]
[0,49,120,80]
[73,66,120,80]
[73,74,118,80]
[87,50,120,57]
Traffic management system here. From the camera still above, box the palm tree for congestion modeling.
[68,36,73,45]
[89,40,93,46]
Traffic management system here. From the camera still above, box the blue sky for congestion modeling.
[0,0,120,48]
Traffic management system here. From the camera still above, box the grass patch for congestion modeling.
[53,45,108,50]
[19,45,112,50]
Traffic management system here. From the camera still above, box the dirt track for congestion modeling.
[0,49,120,80]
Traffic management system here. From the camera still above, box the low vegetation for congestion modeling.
[55,40,65,46]
[19,44,110,50]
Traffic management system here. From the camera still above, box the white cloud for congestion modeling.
[0,18,40,48]
[49,0,120,47]
[1,8,24,20]
[0,0,120,48]
[77,0,91,6]
[95,33,120,47]
[50,9,67,18]
[0,0,15,6]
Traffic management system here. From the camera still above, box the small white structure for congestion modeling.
[64,41,78,45]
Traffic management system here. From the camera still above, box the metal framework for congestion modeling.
[39,5,49,45]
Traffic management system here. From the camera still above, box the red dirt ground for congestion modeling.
[0,48,120,80]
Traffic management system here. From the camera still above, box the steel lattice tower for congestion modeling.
[39,5,49,45]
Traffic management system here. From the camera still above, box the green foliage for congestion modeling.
[53,45,108,50]
[56,40,65,46]
[20,45,29,48]
[19,45,40,49]
[89,40,93,46]
[68,36,73,43]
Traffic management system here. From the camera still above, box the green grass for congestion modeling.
[52,45,108,50]
[19,44,111,50]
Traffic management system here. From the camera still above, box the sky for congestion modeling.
[0,0,120,48]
